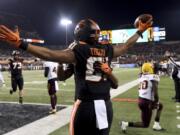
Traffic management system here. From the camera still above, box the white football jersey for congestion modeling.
[43,61,58,80]
[138,74,160,101]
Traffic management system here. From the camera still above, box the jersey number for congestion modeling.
[85,57,108,82]
[139,80,148,90]
[53,67,57,73]
[13,62,22,69]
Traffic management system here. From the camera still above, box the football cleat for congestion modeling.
[153,123,165,131]
[10,89,13,95]
[49,109,57,114]
[120,121,128,133]
[19,97,23,104]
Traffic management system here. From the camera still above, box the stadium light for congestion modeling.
[61,19,72,26]
[60,19,72,46]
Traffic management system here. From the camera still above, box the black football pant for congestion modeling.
[174,79,180,102]
[73,100,113,135]
[11,76,24,91]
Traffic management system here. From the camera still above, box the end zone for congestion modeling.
[0,102,66,135]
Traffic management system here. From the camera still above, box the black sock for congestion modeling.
[54,95,57,107]
[128,122,134,127]
[50,96,55,109]
[19,97,23,103]
[155,118,160,122]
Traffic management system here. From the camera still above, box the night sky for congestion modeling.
[0,0,180,45]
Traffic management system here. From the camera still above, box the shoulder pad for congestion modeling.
[149,74,160,82]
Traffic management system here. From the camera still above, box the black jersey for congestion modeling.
[9,58,24,78]
[73,43,114,101]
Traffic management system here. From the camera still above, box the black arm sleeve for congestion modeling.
[109,78,118,89]
[44,67,49,77]
[58,64,74,81]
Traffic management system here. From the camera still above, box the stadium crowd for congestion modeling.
[1,41,180,71]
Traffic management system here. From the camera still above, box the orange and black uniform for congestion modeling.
[9,58,24,91]
[71,43,114,135]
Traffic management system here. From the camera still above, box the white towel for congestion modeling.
[55,81,59,91]
[94,100,108,130]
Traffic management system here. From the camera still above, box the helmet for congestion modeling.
[74,19,100,44]
[142,63,154,74]
[12,50,20,56]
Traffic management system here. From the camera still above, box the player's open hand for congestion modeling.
[0,25,21,48]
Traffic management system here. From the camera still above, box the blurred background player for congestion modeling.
[0,64,5,87]
[121,63,164,132]
[171,60,180,103]
[44,61,59,114]
[0,50,37,104]
[164,52,180,102]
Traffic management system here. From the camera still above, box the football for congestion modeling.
[134,14,153,28]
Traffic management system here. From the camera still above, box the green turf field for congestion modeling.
[0,68,179,135]
[0,68,139,105]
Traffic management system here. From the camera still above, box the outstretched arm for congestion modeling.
[113,14,153,58]
[27,45,75,63]
[57,64,74,81]
[0,60,9,65]
[0,25,76,63]
[113,33,140,57]
[23,58,38,64]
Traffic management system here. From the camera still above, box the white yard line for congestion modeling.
[177,124,180,128]
[176,102,180,129]
[110,79,138,98]
[24,81,46,84]
[177,116,180,120]
[1,87,73,92]
[0,101,70,107]
[4,79,139,135]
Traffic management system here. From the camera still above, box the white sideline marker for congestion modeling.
[177,124,180,128]
[177,116,180,120]
[176,105,180,108]
[177,110,180,113]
